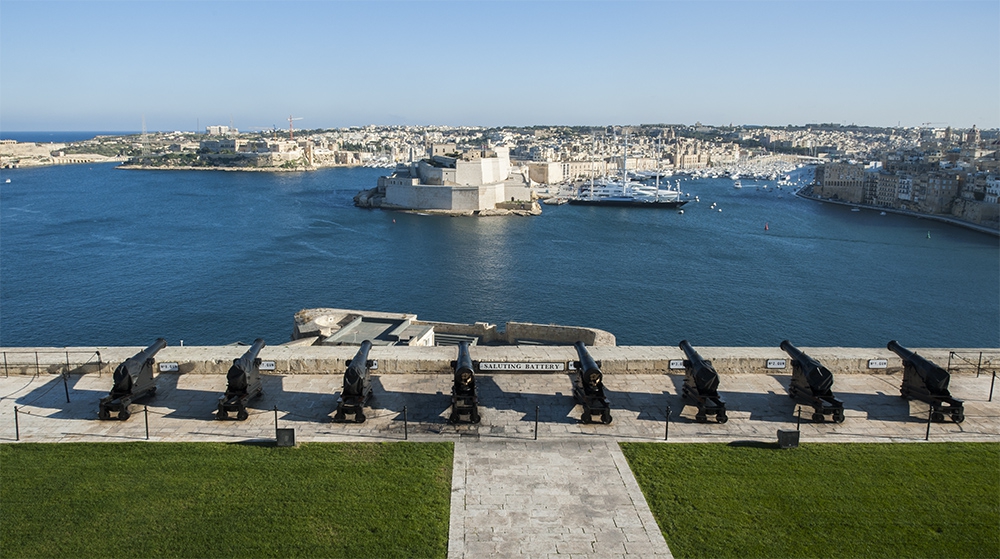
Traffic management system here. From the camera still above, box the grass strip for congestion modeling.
[1,442,452,559]
[620,442,1000,559]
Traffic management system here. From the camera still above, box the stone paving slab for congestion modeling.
[448,439,671,559]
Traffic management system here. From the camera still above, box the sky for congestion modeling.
[1,0,997,131]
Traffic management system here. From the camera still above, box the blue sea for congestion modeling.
[0,131,138,143]
[1,163,997,348]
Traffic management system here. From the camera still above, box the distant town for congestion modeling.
[1,122,997,230]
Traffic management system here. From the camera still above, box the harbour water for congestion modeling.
[1,163,997,348]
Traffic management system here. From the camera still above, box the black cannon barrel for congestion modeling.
[888,340,950,394]
[679,340,704,367]
[114,338,167,388]
[679,340,721,393]
[227,338,266,389]
[574,341,604,394]
[344,340,374,393]
[455,341,474,378]
[233,338,266,372]
[781,340,834,393]
[135,338,168,365]
[574,341,602,377]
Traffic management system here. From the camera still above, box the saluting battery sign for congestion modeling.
[478,362,566,372]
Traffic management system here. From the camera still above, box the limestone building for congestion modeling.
[376,147,524,211]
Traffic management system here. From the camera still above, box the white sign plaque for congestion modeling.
[259,361,276,371]
[158,362,179,372]
[766,359,787,369]
[669,359,686,370]
[479,362,566,372]
[868,359,888,369]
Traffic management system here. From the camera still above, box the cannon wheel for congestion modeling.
[717,414,728,424]
[355,411,366,423]
[695,412,707,423]
[471,412,481,424]
[788,387,797,399]
[118,409,131,421]
[601,411,612,424]
[148,387,156,397]
[98,407,110,420]
[237,409,249,421]
[833,411,845,423]
[811,412,824,423]
[952,411,965,423]
[931,411,945,422]
[217,409,228,420]
[581,413,592,424]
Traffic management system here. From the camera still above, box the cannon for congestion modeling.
[570,341,612,424]
[217,338,266,421]
[888,340,964,423]
[780,340,845,423]
[449,341,480,424]
[99,338,167,420]
[678,340,728,423]
[333,340,375,423]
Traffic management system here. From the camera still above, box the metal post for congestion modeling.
[273,405,278,440]
[976,352,982,377]
[534,406,539,441]
[403,406,408,441]
[62,372,70,403]
[664,405,671,441]
[989,370,996,402]
[925,406,933,441]
[3,352,7,378]
[34,352,39,377]
[14,406,19,441]
[144,405,149,441]
[796,407,802,431]
[97,351,103,377]
[947,352,953,374]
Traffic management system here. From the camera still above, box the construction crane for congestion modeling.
[288,115,303,140]
[921,122,948,127]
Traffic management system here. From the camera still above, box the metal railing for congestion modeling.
[2,350,103,378]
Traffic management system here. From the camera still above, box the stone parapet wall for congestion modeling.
[1,345,995,377]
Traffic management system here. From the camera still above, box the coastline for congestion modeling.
[795,187,1000,237]
[117,164,320,172]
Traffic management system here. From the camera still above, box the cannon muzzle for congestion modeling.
[779,339,806,361]
[574,341,602,387]
[454,341,475,387]
[344,340,374,393]
[227,338,266,392]
[678,340,721,394]
[679,339,703,366]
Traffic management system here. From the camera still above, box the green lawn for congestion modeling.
[1,442,453,559]
[620,442,1000,559]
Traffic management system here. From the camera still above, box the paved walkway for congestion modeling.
[1,371,997,558]
[449,440,671,559]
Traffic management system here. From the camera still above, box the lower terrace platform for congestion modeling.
[2,347,997,559]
